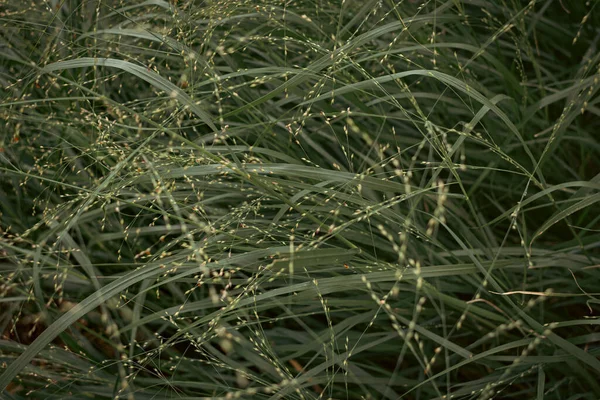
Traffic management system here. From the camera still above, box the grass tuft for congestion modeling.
[1,0,599,399]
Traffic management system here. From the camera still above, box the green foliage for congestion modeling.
[1,0,599,399]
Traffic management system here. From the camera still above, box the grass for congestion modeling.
[0,0,599,399]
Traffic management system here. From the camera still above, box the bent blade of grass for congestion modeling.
[120,261,514,336]
[300,69,540,183]
[486,180,600,226]
[39,57,217,132]
[133,163,417,194]
[0,260,168,391]
[532,193,600,244]
[221,6,458,119]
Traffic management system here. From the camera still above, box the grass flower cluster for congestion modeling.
[1,0,599,399]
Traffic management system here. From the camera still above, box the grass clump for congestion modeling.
[1,0,599,399]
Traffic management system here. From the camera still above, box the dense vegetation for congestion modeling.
[1,0,599,398]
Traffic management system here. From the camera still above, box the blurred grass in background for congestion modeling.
[1,0,599,398]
